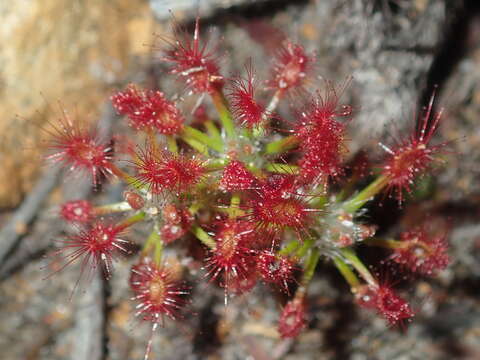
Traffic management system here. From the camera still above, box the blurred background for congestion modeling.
[1,0,480,359]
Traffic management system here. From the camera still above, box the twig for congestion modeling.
[0,165,61,264]
[70,270,105,360]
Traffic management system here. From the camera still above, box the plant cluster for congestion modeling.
[45,18,450,359]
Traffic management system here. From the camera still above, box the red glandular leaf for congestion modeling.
[123,191,145,210]
[130,258,189,323]
[51,222,130,285]
[161,18,223,94]
[391,225,449,276]
[46,112,114,186]
[257,250,295,292]
[219,160,257,191]
[267,42,314,93]
[295,85,351,184]
[278,297,307,338]
[356,284,414,325]
[204,220,256,292]
[381,95,446,204]
[134,144,205,195]
[60,200,94,223]
[229,62,266,129]
[161,204,193,244]
[245,175,314,237]
[111,84,184,135]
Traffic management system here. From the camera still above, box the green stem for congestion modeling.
[153,234,163,265]
[142,226,163,264]
[182,125,223,152]
[182,137,209,156]
[94,201,132,215]
[332,256,360,288]
[296,238,315,259]
[117,211,146,230]
[336,172,364,203]
[264,135,299,155]
[107,164,144,190]
[188,202,202,216]
[364,238,403,249]
[342,175,389,213]
[336,187,350,203]
[340,248,377,287]
[205,120,222,143]
[204,158,228,171]
[264,163,299,174]
[191,225,216,249]
[301,247,320,287]
[279,240,301,256]
[142,226,156,253]
[210,88,236,139]
[229,192,241,219]
[252,124,266,138]
[245,162,263,177]
[166,135,178,154]
[310,195,328,209]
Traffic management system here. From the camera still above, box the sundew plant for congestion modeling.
[45,18,450,359]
